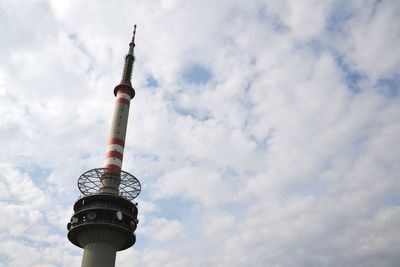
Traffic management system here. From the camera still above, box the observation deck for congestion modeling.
[67,168,141,251]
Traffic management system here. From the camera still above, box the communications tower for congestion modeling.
[67,26,141,267]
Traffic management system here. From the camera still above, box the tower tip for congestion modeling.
[121,25,138,86]
[131,25,137,45]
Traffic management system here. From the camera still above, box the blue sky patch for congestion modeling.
[182,64,212,85]
[295,39,326,55]
[375,78,399,97]
[16,165,51,190]
[172,104,211,121]
[256,4,290,33]
[326,4,353,33]
[0,253,9,265]
[335,55,365,94]
[156,196,196,221]
[146,75,158,88]
[167,92,211,121]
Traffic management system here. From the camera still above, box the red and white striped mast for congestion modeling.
[101,25,137,195]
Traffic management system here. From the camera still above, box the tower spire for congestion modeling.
[130,24,137,50]
[120,25,137,89]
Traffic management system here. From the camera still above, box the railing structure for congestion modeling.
[77,168,141,200]
[67,190,139,251]
[71,217,137,232]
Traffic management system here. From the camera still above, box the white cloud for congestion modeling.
[141,217,186,242]
[0,0,399,266]
[336,0,400,81]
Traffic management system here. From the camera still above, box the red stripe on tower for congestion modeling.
[116,98,130,105]
[108,138,125,147]
[105,151,124,160]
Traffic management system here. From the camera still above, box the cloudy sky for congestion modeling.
[0,0,399,266]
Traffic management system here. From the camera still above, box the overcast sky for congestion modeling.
[0,0,399,266]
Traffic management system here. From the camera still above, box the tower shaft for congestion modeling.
[101,88,133,194]
[100,26,137,195]
[81,243,116,267]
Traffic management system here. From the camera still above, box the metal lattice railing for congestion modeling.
[77,168,141,200]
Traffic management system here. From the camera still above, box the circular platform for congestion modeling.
[67,193,138,251]
[77,168,141,200]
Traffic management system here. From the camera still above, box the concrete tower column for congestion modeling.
[81,243,116,267]
[101,88,133,195]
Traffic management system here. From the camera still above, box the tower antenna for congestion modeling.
[120,25,138,88]
[131,24,137,46]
